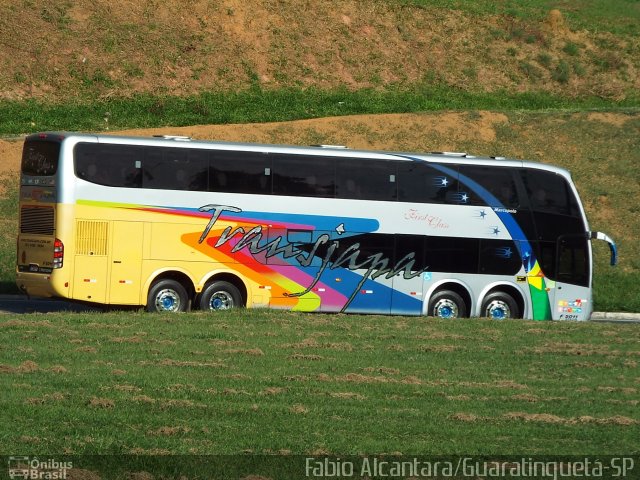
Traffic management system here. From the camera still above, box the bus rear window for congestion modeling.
[21,141,60,176]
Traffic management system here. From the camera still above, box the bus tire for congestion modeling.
[428,290,467,319]
[199,281,242,311]
[146,279,189,313]
[481,292,519,320]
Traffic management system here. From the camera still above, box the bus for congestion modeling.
[16,132,617,320]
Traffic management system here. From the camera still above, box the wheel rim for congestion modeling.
[155,288,182,312]
[208,291,234,310]
[433,298,459,319]
[485,300,511,320]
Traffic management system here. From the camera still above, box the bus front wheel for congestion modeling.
[199,281,242,311]
[428,290,467,319]
[481,292,519,320]
[147,279,189,313]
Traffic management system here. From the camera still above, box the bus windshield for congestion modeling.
[21,141,60,177]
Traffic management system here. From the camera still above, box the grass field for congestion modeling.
[1,309,638,457]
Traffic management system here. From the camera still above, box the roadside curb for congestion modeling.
[590,311,640,322]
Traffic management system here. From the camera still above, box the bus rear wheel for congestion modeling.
[199,281,242,311]
[428,290,467,319]
[481,292,519,320]
[147,279,189,313]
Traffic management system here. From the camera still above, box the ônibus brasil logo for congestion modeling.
[8,457,72,479]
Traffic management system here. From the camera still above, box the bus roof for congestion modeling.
[27,131,571,178]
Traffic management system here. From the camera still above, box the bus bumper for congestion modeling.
[15,271,63,298]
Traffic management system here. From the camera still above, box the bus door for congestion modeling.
[109,221,144,305]
[552,234,591,320]
[552,232,617,321]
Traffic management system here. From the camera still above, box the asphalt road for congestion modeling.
[0,294,639,321]
[0,295,100,314]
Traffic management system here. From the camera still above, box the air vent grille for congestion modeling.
[76,220,109,256]
[20,206,54,235]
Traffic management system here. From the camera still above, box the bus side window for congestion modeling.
[98,145,141,188]
[458,165,519,208]
[210,151,271,194]
[425,236,480,274]
[76,144,103,184]
[186,149,209,191]
[74,143,141,188]
[272,155,335,197]
[337,159,396,201]
[395,234,427,271]
[143,147,208,191]
[521,168,586,241]
[397,162,449,204]
[521,169,578,216]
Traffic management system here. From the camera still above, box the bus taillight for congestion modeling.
[53,238,64,269]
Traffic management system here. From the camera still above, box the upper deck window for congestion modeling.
[521,168,580,217]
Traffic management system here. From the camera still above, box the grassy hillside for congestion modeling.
[0,0,638,106]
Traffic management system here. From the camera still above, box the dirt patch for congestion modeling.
[418,344,460,353]
[114,111,510,152]
[148,358,226,368]
[88,397,115,409]
[504,412,639,425]
[290,404,309,414]
[329,392,366,400]
[26,392,66,404]
[132,395,156,404]
[335,373,391,384]
[0,139,21,177]
[457,380,529,390]
[527,342,619,356]
[66,469,102,480]
[288,353,324,361]
[260,387,286,396]
[110,336,144,343]
[49,365,68,373]
[449,412,480,422]
[585,112,632,128]
[504,412,566,424]
[281,337,353,351]
[510,393,540,402]
[112,384,142,393]
[1,2,637,101]
[18,360,39,372]
[223,348,264,356]
[147,426,191,436]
